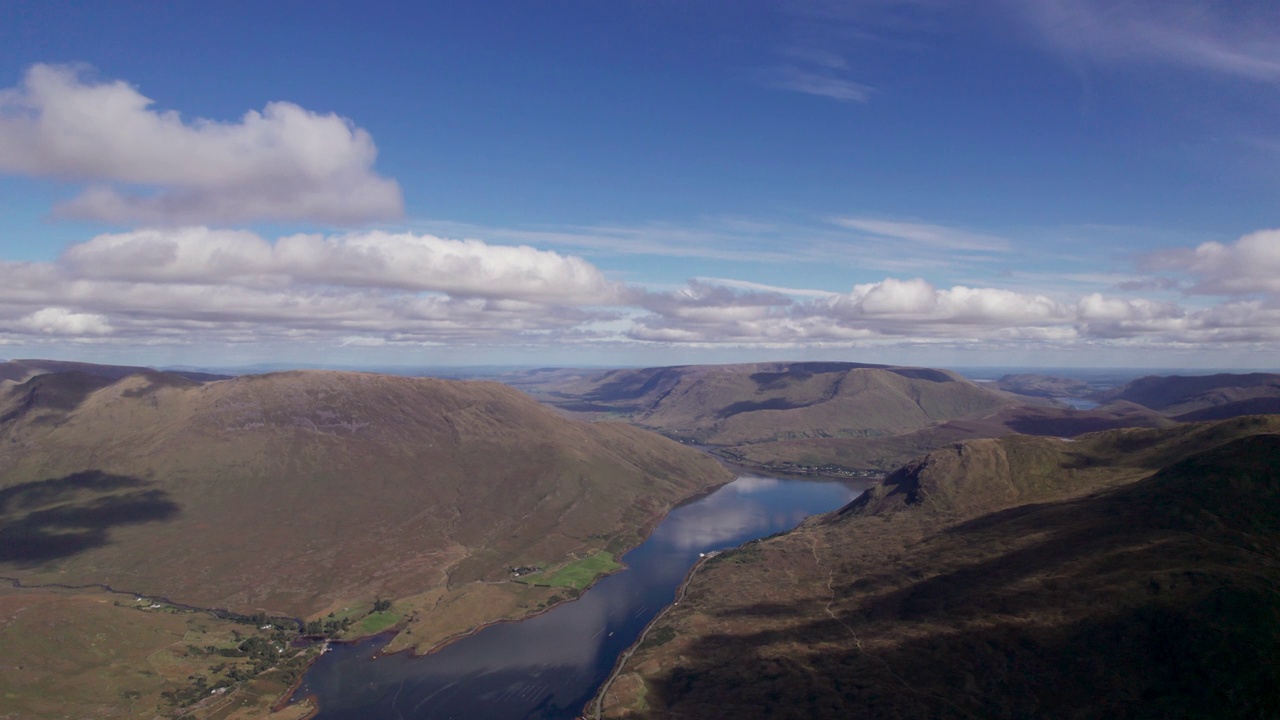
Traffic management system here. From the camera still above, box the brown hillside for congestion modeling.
[599,416,1280,720]
[0,370,731,630]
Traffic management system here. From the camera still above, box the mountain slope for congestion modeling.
[0,357,228,384]
[599,416,1280,719]
[1099,372,1280,415]
[0,369,731,630]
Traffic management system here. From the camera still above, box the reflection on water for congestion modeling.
[292,475,865,719]
[1057,397,1100,410]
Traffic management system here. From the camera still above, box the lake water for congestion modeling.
[288,474,866,719]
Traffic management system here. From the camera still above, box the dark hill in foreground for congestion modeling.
[599,416,1280,719]
[0,369,731,647]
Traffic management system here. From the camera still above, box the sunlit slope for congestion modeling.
[547,362,1014,445]
[0,370,731,618]
[601,416,1280,720]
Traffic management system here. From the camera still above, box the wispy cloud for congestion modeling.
[1010,1,1280,81]
[692,277,839,299]
[759,65,873,102]
[830,217,1013,252]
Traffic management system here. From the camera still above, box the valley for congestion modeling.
[1,359,1278,719]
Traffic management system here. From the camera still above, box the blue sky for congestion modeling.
[1,1,1278,369]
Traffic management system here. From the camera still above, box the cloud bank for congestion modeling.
[0,64,402,225]
[1,226,1278,354]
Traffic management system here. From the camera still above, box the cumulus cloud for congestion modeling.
[0,228,618,345]
[626,275,1280,349]
[0,64,402,225]
[15,308,112,336]
[1142,229,1280,296]
[61,227,619,303]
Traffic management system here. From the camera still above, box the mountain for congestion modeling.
[0,368,731,641]
[533,362,1015,446]
[598,416,1280,719]
[1098,372,1280,416]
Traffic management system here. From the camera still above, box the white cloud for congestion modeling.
[3,223,1280,356]
[0,228,619,346]
[0,64,402,225]
[1142,229,1280,296]
[14,308,112,336]
[61,227,619,303]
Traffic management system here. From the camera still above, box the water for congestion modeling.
[1057,397,1100,410]
[289,474,866,719]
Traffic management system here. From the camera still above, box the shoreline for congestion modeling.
[586,552,711,720]
[273,474,732,716]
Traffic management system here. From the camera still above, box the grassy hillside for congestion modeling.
[598,416,1280,719]
[0,585,318,719]
[0,369,731,655]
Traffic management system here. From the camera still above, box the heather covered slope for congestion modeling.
[598,416,1280,719]
[0,369,731,628]
[535,362,1014,445]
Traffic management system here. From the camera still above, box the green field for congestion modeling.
[517,551,622,590]
[358,610,401,634]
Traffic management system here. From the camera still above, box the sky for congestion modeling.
[1,1,1278,370]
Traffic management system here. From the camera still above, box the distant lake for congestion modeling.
[288,474,866,719]
[1057,397,1100,410]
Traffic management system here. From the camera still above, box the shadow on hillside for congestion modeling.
[647,585,1280,720]
[0,470,180,566]
[0,372,117,424]
[639,440,1280,718]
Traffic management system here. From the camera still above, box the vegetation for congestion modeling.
[515,550,622,590]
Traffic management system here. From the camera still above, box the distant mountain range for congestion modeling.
[601,416,1280,719]
[524,361,1015,447]
[522,362,1280,477]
